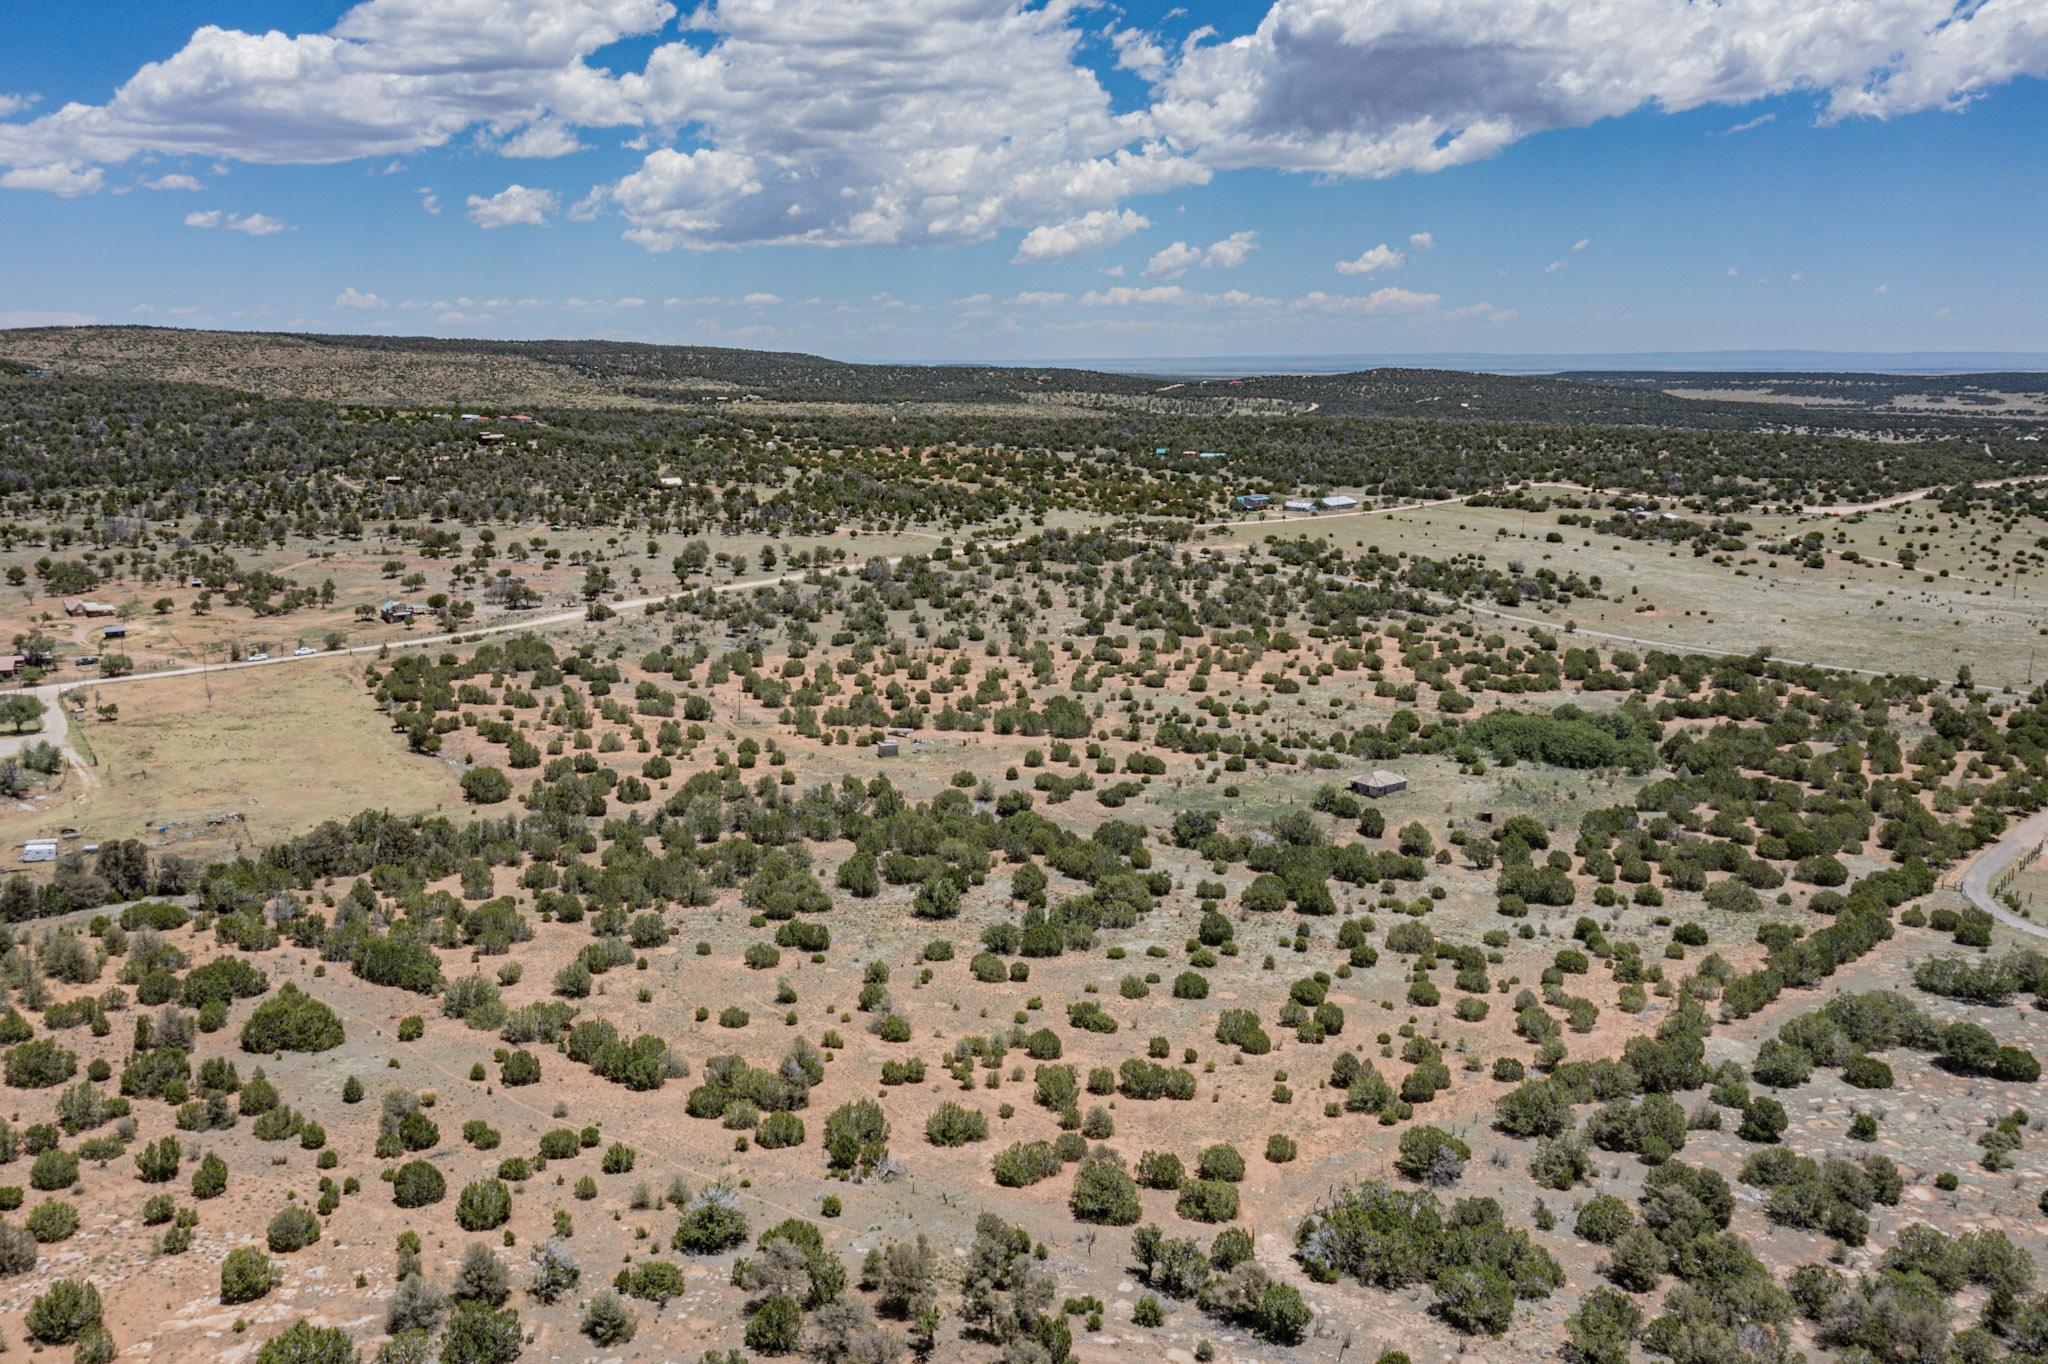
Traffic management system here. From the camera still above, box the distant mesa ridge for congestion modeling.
[0,326,2043,433]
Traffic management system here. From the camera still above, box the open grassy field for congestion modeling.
[0,659,458,866]
[0,516,1060,685]
[1229,497,2048,689]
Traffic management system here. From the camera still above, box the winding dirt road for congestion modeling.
[1957,806,2048,942]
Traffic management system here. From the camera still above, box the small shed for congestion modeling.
[1283,498,1317,512]
[876,739,899,758]
[1349,770,1407,798]
[100,625,126,640]
[21,840,58,864]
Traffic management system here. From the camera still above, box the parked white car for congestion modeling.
[294,645,317,656]
[246,651,269,662]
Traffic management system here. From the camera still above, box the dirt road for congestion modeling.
[0,552,956,769]
[1957,806,2048,942]
[1801,472,2048,517]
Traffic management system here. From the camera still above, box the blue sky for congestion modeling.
[2,0,2044,361]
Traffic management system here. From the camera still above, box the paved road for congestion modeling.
[1958,806,2048,942]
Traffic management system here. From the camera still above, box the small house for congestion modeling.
[1320,494,1360,510]
[876,739,899,758]
[1232,493,1271,511]
[379,600,413,623]
[476,431,507,446]
[1198,451,1228,461]
[0,654,22,678]
[1153,447,1169,455]
[62,598,113,618]
[1348,770,1407,798]
[1283,498,1317,513]
[656,476,685,489]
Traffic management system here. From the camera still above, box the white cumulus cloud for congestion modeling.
[225,211,289,234]
[1015,208,1150,263]
[603,148,762,251]
[1336,243,1404,275]
[1150,0,2048,179]
[335,286,387,309]
[185,209,291,234]
[1107,25,1169,80]
[1143,241,1202,279]
[0,0,2037,286]
[1296,286,1442,315]
[143,173,204,191]
[1145,230,1259,278]
[1,161,103,196]
[466,183,557,228]
[496,118,588,158]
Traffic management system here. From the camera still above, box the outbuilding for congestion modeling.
[1348,770,1408,798]
[1320,494,1360,510]
[876,739,899,758]
[1283,498,1317,513]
